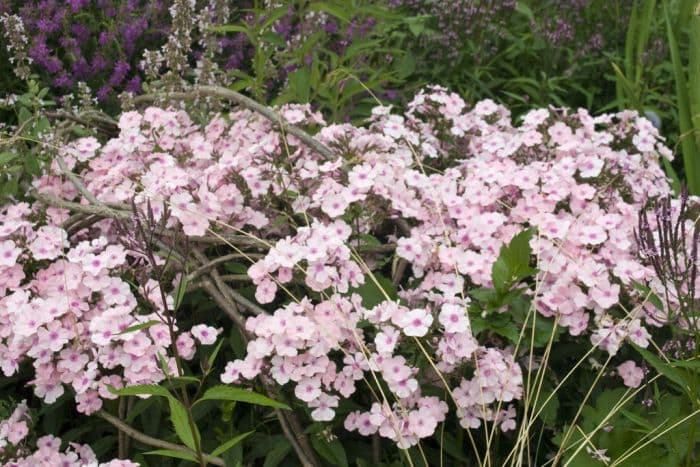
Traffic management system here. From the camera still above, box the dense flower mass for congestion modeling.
[0,85,676,453]
[0,399,137,466]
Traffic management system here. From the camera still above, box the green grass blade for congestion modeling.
[688,14,700,169]
[665,1,700,193]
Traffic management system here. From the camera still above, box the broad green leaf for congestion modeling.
[358,233,381,247]
[311,436,348,467]
[440,432,469,462]
[109,384,171,398]
[349,273,396,308]
[0,152,17,165]
[125,396,159,423]
[396,53,416,79]
[117,320,162,335]
[168,397,199,451]
[403,15,431,37]
[263,439,292,467]
[144,449,198,462]
[196,385,290,409]
[289,68,311,103]
[492,228,536,293]
[211,431,254,457]
[470,287,499,304]
[17,107,31,126]
[532,387,559,426]
[24,152,40,175]
[261,31,286,48]
[515,1,534,21]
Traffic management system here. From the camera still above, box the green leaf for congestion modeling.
[174,275,188,311]
[168,397,198,451]
[670,358,700,371]
[620,408,654,430]
[630,280,664,311]
[664,2,700,194]
[349,273,396,308]
[263,438,291,467]
[404,15,431,37]
[196,385,290,409]
[532,387,559,426]
[289,68,311,103]
[470,287,499,304]
[0,152,17,165]
[308,2,351,23]
[261,31,286,48]
[17,107,31,126]
[34,116,50,136]
[395,53,416,79]
[662,157,682,196]
[125,397,159,423]
[492,228,536,294]
[311,436,348,467]
[210,24,249,35]
[634,345,687,390]
[144,449,198,463]
[210,431,254,457]
[157,352,171,377]
[170,376,200,384]
[224,262,248,274]
[117,320,162,335]
[23,152,40,175]
[515,1,534,21]
[109,384,171,398]
[358,233,381,247]
[207,339,224,369]
[440,432,468,462]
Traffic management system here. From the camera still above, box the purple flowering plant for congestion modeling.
[0,0,170,103]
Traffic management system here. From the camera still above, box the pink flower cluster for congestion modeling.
[223,87,670,441]
[0,401,137,466]
[0,401,29,452]
[2,85,672,448]
[248,220,365,303]
[0,203,208,414]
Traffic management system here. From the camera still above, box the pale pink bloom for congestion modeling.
[398,308,433,337]
[547,122,573,145]
[191,324,220,345]
[439,303,470,333]
[295,377,322,402]
[375,326,400,354]
[309,393,339,421]
[617,360,644,388]
[578,157,605,178]
[0,240,21,267]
